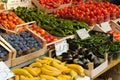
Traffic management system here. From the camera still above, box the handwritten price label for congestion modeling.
[7,0,32,9]
[55,40,68,56]
[76,28,90,40]
[100,22,112,33]
[0,61,14,80]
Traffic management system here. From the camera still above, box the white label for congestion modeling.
[55,40,68,56]
[7,0,32,9]
[100,22,112,33]
[0,61,14,80]
[76,28,90,39]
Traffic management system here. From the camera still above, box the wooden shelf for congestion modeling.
[92,58,120,80]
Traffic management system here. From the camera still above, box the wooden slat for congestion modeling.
[92,58,120,80]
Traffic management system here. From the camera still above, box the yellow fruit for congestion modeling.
[66,64,85,77]
[15,75,19,80]
[52,61,71,73]
[57,76,63,80]
[40,75,57,80]
[29,62,42,68]
[33,67,41,75]
[42,57,61,63]
[8,77,14,80]
[41,67,61,76]
[43,64,61,72]
[61,62,66,66]
[70,70,78,80]
[34,77,40,80]
[19,75,30,80]
[40,78,46,80]
[59,75,71,80]
[36,59,51,65]
[23,67,38,76]
[12,68,33,78]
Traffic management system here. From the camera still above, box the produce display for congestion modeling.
[50,31,120,68]
[37,0,70,9]
[13,7,89,37]
[36,0,80,9]
[51,49,103,69]
[29,24,58,43]
[0,11,25,30]
[9,57,85,80]
[0,45,9,61]
[53,1,120,25]
[1,1,120,80]
[2,31,42,57]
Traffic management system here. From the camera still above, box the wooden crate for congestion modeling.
[0,41,13,67]
[84,53,108,78]
[32,0,72,14]
[49,49,108,78]
[109,20,120,34]
[12,29,47,67]
[0,10,26,33]
[0,27,47,67]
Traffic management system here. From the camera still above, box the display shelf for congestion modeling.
[10,54,46,69]
[92,58,120,80]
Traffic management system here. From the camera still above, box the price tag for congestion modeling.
[7,0,32,9]
[0,61,14,80]
[76,28,90,39]
[55,40,68,56]
[100,22,112,33]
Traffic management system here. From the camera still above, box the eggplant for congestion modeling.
[117,21,120,25]
[85,52,93,61]
[77,48,85,55]
[62,57,73,63]
[82,58,90,64]
[61,52,70,58]
[73,59,84,66]
[68,50,78,59]
[92,57,100,68]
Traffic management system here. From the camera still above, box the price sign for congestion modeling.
[100,22,112,33]
[0,61,14,80]
[76,28,90,39]
[7,0,32,9]
[55,40,68,56]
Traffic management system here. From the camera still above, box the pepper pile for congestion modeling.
[13,7,89,37]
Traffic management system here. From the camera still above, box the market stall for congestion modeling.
[0,0,119,80]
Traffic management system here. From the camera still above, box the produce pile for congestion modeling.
[53,1,120,25]
[2,31,42,57]
[9,57,85,80]
[13,7,89,37]
[29,24,58,43]
[50,31,120,68]
[0,11,25,30]
[0,45,9,61]
[36,0,80,9]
